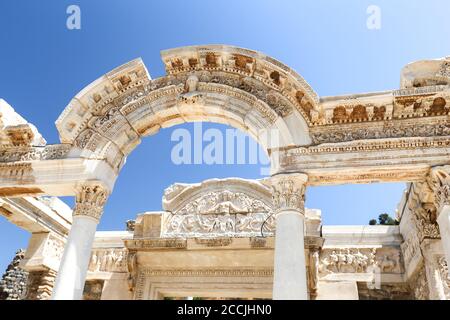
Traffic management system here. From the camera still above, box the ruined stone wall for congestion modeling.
[0,249,28,300]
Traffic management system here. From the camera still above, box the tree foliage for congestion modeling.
[368,213,399,225]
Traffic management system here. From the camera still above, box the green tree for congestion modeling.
[368,213,399,225]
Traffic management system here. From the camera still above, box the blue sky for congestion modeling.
[1,0,450,272]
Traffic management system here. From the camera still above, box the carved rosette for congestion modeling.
[430,166,450,211]
[270,173,308,215]
[73,183,109,222]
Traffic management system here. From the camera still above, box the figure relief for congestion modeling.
[88,249,128,273]
[320,247,404,275]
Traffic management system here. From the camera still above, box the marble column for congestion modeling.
[430,166,450,269]
[52,183,109,300]
[270,173,308,300]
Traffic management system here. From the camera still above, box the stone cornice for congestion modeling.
[272,136,450,185]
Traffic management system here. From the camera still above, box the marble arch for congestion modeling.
[1,45,450,300]
[55,45,315,176]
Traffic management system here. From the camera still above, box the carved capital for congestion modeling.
[430,166,450,211]
[270,173,308,214]
[73,183,109,222]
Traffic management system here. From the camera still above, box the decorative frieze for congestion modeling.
[88,249,128,273]
[194,238,233,247]
[138,268,274,278]
[319,248,402,275]
[0,144,72,163]
[124,238,187,250]
[310,118,450,144]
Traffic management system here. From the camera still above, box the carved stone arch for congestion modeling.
[56,45,317,178]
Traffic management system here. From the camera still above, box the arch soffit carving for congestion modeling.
[55,45,318,172]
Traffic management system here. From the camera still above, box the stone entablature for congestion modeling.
[82,222,412,300]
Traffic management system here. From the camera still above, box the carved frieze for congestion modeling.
[310,118,450,144]
[0,144,72,163]
[319,247,402,275]
[88,249,128,273]
[194,238,233,247]
[160,44,318,124]
[162,181,277,238]
[124,239,187,250]
[320,248,377,274]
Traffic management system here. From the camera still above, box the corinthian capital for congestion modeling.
[73,183,109,222]
[429,166,450,211]
[270,173,308,214]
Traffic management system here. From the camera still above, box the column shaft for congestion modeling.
[273,210,308,299]
[52,183,108,300]
[52,216,97,300]
[271,173,308,300]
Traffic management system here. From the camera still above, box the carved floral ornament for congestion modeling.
[408,182,440,240]
[73,183,110,221]
[430,166,450,211]
[270,173,308,214]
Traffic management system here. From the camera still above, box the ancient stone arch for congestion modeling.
[55,45,316,183]
[1,45,450,300]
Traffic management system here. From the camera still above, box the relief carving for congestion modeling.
[319,248,402,274]
[320,249,376,274]
[88,249,128,273]
[162,190,275,238]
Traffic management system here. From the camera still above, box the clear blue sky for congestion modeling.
[1,0,450,272]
